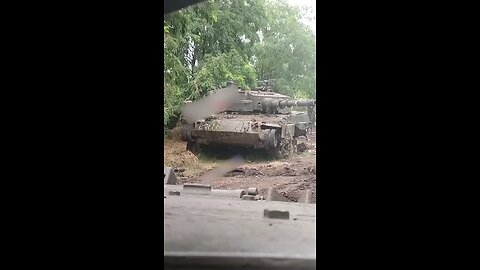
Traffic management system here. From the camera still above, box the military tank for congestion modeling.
[181,81,316,158]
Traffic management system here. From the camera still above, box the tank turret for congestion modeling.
[217,84,316,115]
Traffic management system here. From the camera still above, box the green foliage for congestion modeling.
[194,49,256,93]
[164,0,316,129]
[254,0,316,99]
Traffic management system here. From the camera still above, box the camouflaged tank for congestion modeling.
[181,82,316,158]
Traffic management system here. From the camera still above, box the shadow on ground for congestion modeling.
[196,144,277,163]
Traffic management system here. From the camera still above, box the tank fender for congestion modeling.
[260,123,281,129]
[296,122,308,130]
[281,124,295,139]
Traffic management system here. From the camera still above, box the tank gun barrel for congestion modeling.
[261,99,316,109]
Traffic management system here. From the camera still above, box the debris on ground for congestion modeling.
[164,128,317,203]
[297,142,308,152]
[164,139,199,168]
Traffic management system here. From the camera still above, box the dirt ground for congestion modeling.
[164,128,317,203]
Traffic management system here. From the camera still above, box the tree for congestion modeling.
[163,0,316,131]
[253,0,316,99]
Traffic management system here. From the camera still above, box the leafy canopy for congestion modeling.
[163,0,316,131]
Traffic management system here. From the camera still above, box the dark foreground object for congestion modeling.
[164,168,316,270]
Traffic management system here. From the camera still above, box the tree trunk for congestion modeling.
[191,43,197,76]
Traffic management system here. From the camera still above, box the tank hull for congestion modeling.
[193,130,265,147]
[189,118,275,149]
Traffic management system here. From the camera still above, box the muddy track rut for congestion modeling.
[165,128,317,203]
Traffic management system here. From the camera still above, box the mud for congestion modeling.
[164,128,317,203]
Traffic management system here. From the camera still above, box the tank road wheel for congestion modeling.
[268,136,295,159]
[284,137,296,156]
[267,132,281,159]
[292,138,298,154]
[305,127,312,141]
[186,141,201,154]
[267,143,282,159]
